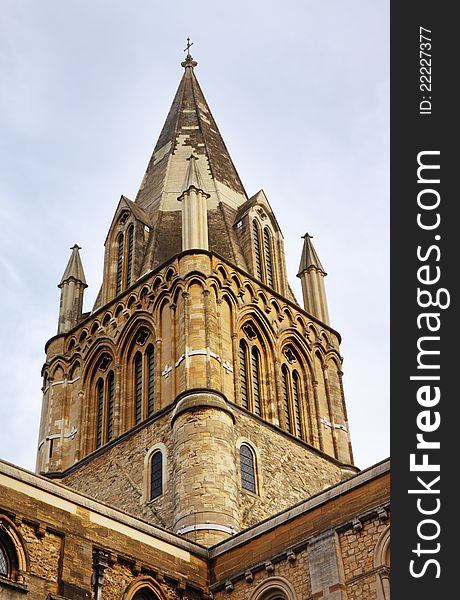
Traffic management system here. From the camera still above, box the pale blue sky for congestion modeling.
[0,0,389,471]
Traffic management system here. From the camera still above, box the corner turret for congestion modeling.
[58,245,87,334]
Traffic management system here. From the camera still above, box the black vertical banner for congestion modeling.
[391,2,457,597]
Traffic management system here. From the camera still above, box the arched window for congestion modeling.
[281,365,292,433]
[292,370,302,437]
[239,331,265,417]
[150,451,163,499]
[251,347,261,416]
[94,361,115,449]
[239,340,249,409]
[134,352,143,425]
[115,233,124,295]
[252,221,263,279]
[252,219,277,290]
[129,339,156,426]
[126,224,134,287]
[96,378,104,448]
[106,371,115,442]
[263,227,274,288]
[240,443,256,493]
[0,516,27,586]
[280,347,306,439]
[147,345,155,417]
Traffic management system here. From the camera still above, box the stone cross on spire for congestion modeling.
[181,37,198,68]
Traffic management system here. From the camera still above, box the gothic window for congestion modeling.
[106,371,115,442]
[252,219,277,290]
[239,340,249,409]
[130,340,155,426]
[113,218,137,297]
[252,221,263,279]
[251,347,261,416]
[134,352,143,425]
[147,345,155,417]
[239,329,265,417]
[126,224,134,287]
[240,443,257,493]
[263,227,274,288]
[0,516,27,586]
[281,365,292,433]
[116,233,124,295]
[96,378,104,448]
[150,451,163,499]
[280,347,305,439]
[94,361,115,449]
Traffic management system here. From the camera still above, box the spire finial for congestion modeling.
[181,37,198,69]
[302,233,313,240]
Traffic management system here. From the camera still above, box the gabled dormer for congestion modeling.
[234,190,294,301]
[97,196,152,308]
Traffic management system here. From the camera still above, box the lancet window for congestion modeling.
[114,213,136,296]
[280,345,305,439]
[252,219,276,290]
[240,443,257,493]
[239,324,265,417]
[94,354,115,449]
[128,328,155,426]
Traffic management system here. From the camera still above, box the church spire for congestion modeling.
[297,234,330,325]
[57,244,87,334]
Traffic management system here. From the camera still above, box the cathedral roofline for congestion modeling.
[209,458,390,559]
[0,457,209,557]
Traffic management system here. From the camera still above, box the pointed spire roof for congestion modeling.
[297,234,326,275]
[135,50,247,214]
[59,245,87,288]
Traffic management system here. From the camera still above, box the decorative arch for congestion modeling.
[119,319,156,428]
[237,312,275,417]
[249,576,297,600]
[374,526,390,600]
[0,514,28,585]
[123,576,167,600]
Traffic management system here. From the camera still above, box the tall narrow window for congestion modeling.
[240,444,256,493]
[263,227,274,287]
[150,451,163,499]
[96,378,104,448]
[147,345,155,417]
[106,371,115,442]
[115,234,124,295]
[281,365,292,433]
[252,221,263,280]
[292,370,302,437]
[134,352,143,424]
[126,225,134,287]
[239,341,249,409]
[251,347,261,416]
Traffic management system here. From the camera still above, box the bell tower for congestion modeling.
[37,48,356,546]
